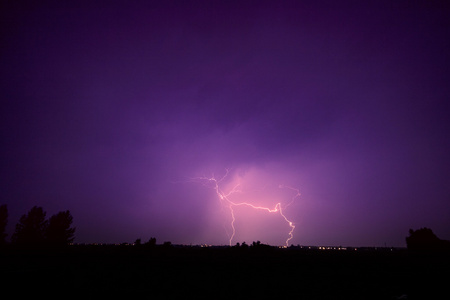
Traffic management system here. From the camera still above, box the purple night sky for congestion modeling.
[1,1,449,247]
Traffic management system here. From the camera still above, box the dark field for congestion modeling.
[1,245,448,299]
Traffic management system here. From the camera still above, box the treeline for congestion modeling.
[133,237,166,248]
[233,240,272,249]
[0,205,75,247]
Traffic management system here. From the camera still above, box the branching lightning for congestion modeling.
[193,169,300,247]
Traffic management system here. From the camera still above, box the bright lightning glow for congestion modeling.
[192,169,300,246]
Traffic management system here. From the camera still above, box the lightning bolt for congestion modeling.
[193,169,299,247]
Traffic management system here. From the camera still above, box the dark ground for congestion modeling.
[1,245,448,299]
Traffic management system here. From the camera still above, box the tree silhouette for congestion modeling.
[406,227,448,250]
[251,241,261,247]
[12,206,48,246]
[146,237,157,248]
[162,241,172,249]
[0,204,7,245]
[46,210,75,246]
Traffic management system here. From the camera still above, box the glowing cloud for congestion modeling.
[192,169,300,246]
